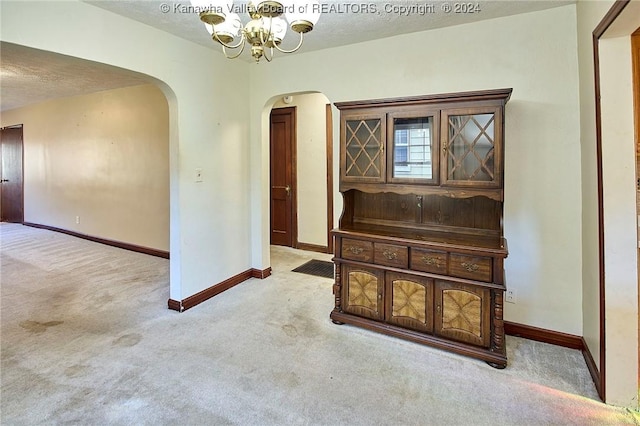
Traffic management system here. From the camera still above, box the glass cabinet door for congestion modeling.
[387,110,439,184]
[341,111,386,183]
[441,106,503,188]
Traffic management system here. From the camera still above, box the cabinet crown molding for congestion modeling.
[334,88,513,110]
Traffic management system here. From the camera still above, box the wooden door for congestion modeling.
[270,107,296,247]
[1,126,24,223]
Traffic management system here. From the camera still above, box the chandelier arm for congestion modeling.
[272,32,304,54]
[259,21,272,47]
[222,41,247,60]
[213,30,247,50]
[263,46,273,62]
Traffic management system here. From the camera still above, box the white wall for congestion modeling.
[0,0,251,301]
[600,34,639,408]
[1,84,169,251]
[273,93,330,248]
[250,5,584,335]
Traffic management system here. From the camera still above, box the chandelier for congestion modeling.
[191,1,321,63]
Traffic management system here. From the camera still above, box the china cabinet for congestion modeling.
[331,88,511,368]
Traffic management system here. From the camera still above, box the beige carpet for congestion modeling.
[1,223,638,425]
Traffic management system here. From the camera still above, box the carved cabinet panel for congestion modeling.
[386,272,433,333]
[435,281,491,348]
[342,264,384,320]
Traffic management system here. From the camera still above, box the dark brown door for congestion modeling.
[270,107,296,247]
[1,126,24,223]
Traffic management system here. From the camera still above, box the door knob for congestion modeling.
[0,179,8,183]
[285,185,291,196]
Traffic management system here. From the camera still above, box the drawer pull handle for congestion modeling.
[461,262,479,272]
[422,256,441,267]
[383,250,397,260]
[347,246,364,255]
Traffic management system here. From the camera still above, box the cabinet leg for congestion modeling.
[486,361,507,369]
[330,309,344,325]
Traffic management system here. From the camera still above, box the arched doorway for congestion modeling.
[268,92,335,254]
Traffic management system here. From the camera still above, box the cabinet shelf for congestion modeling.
[339,182,504,201]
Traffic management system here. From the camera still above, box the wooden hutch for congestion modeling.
[330,88,512,368]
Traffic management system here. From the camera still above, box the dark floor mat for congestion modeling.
[292,259,334,279]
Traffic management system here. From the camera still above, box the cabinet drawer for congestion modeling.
[449,254,492,282]
[374,243,408,268]
[411,248,448,274]
[342,239,373,262]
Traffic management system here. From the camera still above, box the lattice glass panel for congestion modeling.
[447,114,495,182]
[345,119,382,178]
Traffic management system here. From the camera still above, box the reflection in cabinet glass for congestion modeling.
[393,117,433,179]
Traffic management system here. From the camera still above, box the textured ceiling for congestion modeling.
[86,0,572,55]
[1,0,572,112]
[0,42,150,112]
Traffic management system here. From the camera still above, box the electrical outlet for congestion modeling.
[75,216,80,224]
[505,289,516,304]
